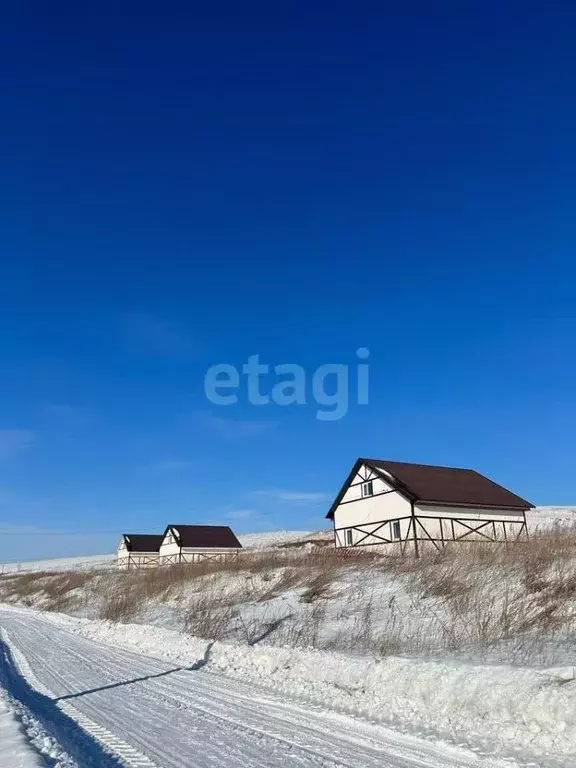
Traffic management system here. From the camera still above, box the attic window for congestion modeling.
[361,481,373,498]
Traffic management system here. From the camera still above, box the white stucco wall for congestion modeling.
[159,529,181,558]
[117,539,159,569]
[332,464,412,546]
[413,505,525,541]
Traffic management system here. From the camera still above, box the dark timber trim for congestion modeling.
[410,501,420,558]
[333,514,528,556]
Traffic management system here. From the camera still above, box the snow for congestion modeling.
[0,693,44,767]
[0,553,116,575]
[0,604,571,766]
[0,605,524,768]
[238,530,322,548]
[527,506,576,531]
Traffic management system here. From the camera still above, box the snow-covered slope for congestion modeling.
[238,530,313,548]
[1,604,573,765]
[527,506,576,531]
[239,530,329,549]
[0,553,116,575]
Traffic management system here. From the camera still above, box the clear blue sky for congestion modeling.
[1,1,575,561]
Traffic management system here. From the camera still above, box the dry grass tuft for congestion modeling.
[300,568,338,603]
[182,591,238,640]
[98,589,139,623]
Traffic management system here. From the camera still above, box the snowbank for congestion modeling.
[41,608,576,763]
[0,694,43,767]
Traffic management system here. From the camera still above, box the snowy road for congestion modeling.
[0,608,514,768]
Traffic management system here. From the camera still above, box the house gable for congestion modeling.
[328,460,413,545]
[159,526,181,557]
[326,459,413,520]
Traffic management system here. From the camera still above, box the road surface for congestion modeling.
[0,608,513,768]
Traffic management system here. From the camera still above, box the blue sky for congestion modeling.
[1,2,576,561]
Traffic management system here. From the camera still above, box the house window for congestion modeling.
[361,481,373,498]
[392,520,401,540]
[345,529,353,546]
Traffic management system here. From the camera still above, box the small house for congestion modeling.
[117,534,163,569]
[159,524,242,565]
[327,458,534,555]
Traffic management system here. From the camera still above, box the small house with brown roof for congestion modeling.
[117,533,163,569]
[159,524,242,565]
[327,458,534,555]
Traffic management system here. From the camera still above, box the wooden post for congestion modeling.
[410,502,419,558]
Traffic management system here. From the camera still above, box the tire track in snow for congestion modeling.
[1,628,158,768]
[0,609,519,768]
[2,618,435,768]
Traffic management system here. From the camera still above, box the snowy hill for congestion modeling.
[0,530,332,574]
[526,505,576,531]
[0,553,116,575]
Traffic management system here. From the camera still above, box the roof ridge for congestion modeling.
[362,457,475,472]
[169,523,232,528]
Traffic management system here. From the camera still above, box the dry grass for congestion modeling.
[0,570,93,611]
[98,590,138,623]
[3,527,576,664]
[300,569,337,603]
[182,591,238,640]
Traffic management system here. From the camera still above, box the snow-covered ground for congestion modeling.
[0,604,550,768]
[0,693,44,767]
[239,529,326,548]
[527,506,576,530]
[0,553,116,575]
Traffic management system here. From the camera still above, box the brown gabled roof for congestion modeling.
[164,524,242,549]
[123,534,163,552]
[326,458,534,518]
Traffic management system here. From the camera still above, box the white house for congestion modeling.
[117,534,163,569]
[159,524,242,565]
[327,458,534,555]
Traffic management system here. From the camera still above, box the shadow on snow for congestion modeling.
[0,638,214,766]
[55,640,214,702]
